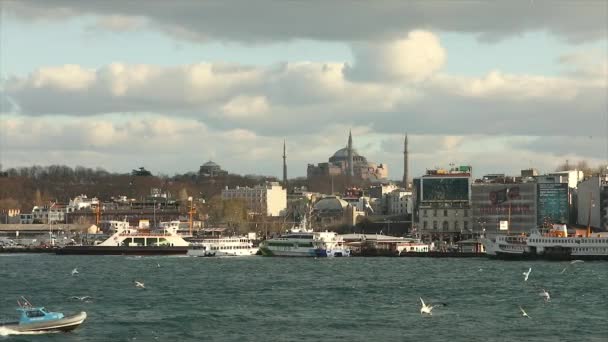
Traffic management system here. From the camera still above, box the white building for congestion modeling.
[31,205,66,223]
[548,170,585,189]
[386,190,412,215]
[68,195,99,211]
[221,182,287,216]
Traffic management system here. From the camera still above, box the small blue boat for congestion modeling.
[0,297,86,332]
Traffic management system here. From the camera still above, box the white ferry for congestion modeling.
[482,225,608,260]
[259,230,350,257]
[57,220,189,255]
[187,236,259,257]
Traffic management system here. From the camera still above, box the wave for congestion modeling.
[0,327,59,336]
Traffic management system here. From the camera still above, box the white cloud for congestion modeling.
[220,95,269,119]
[347,30,446,82]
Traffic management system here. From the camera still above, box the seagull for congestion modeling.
[419,297,434,316]
[523,268,532,282]
[519,306,531,318]
[71,268,79,276]
[539,289,551,302]
[561,260,584,274]
[157,263,161,268]
[134,281,145,289]
[70,296,92,302]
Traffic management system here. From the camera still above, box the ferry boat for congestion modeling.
[482,225,608,260]
[56,220,189,255]
[0,297,86,333]
[259,230,350,257]
[187,236,259,257]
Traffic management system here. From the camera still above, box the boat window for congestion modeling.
[26,310,45,318]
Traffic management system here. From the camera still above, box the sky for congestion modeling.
[0,0,607,180]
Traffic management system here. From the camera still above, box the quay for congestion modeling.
[0,247,57,254]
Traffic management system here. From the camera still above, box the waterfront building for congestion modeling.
[68,195,99,211]
[386,189,412,216]
[307,131,388,181]
[535,175,570,225]
[576,175,608,230]
[414,166,472,242]
[471,182,537,233]
[221,182,287,217]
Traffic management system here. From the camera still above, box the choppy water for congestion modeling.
[0,254,607,342]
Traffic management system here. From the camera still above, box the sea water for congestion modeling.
[0,254,607,342]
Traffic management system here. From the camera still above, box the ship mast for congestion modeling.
[188,196,195,236]
[587,192,593,237]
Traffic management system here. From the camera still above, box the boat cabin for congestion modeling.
[17,307,64,324]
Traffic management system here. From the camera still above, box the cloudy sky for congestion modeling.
[0,0,606,179]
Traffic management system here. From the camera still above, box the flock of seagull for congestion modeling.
[67,264,153,301]
[419,260,585,318]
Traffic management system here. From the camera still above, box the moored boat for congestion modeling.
[56,220,189,255]
[260,230,350,257]
[0,297,86,333]
[187,236,259,257]
[482,225,608,261]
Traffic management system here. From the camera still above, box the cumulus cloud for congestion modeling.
[5,1,607,43]
[347,30,446,82]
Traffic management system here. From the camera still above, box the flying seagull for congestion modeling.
[523,268,532,282]
[71,268,79,276]
[134,281,145,289]
[420,297,434,315]
[519,306,531,318]
[561,260,584,274]
[70,296,92,302]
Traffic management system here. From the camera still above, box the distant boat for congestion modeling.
[0,297,86,333]
[260,230,350,257]
[56,220,189,256]
[482,225,608,261]
[187,236,259,257]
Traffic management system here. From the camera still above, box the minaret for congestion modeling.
[282,139,288,189]
[347,130,354,177]
[403,134,409,189]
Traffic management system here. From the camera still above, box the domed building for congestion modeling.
[199,160,228,177]
[307,131,388,181]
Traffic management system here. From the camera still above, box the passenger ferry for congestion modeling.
[187,236,259,257]
[483,225,608,260]
[57,220,189,255]
[259,230,350,257]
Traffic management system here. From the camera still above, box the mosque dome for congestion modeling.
[329,147,367,163]
[313,196,349,212]
[202,161,220,168]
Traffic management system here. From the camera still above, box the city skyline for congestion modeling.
[0,1,606,179]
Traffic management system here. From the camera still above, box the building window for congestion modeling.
[464,209,469,217]
[423,221,428,229]
[455,221,460,231]
[464,221,469,230]
[433,221,438,230]
[423,210,427,217]
[433,209,437,217]
[442,221,449,231]
[443,209,448,217]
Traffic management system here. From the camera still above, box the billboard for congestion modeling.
[471,183,537,232]
[537,183,569,225]
[421,177,470,201]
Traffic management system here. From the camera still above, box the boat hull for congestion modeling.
[56,246,188,256]
[1,312,86,332]
[489,251,608,261]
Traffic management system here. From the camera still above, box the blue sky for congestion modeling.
[0,1,606,178]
